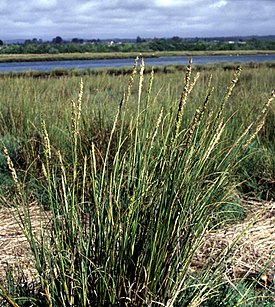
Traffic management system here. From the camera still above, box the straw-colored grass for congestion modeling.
[192,199,275,284]
[0,205,50,279]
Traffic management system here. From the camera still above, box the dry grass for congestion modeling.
[192,199,275,286]
[0,204,50,282]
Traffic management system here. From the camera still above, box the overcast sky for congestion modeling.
[0,0,274,40]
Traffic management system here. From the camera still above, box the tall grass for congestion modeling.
[0,60,274,306]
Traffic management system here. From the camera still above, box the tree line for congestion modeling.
[0,36,274,54]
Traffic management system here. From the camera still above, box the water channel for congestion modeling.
[0,54,274,72]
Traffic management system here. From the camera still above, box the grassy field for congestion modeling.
[0,60,274,305]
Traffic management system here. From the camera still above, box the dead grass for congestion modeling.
[0,204,50,282]
[192,199,275,286]
[0,199,274,287]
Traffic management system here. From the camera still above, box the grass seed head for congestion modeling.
[41,119,51,160]
[224,66,242,103]
[243,90,275,149]
[2,144,21,194]
[125,56,139,105]
[174,58,193,141]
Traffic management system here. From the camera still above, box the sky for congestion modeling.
[0,0,274,41]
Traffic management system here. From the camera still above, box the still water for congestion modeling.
[0,54,274,72]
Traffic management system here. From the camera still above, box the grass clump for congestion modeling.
[0,59,274,306]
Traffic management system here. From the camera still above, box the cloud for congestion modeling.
[0,0,274,40]
[154,0,186,7]
[210,0,227,9]
[32,0,58,9]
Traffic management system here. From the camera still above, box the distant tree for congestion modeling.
[72,38,84,44]
[171,36,181,41]
[24,38,39,45]
[136,36,145,43]
[5,44,23,54]
[48,47,59,54]
[24,39,32,45]
[52,36,63,44]
[0,40,3,46]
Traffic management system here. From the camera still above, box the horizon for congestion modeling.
[3,34,275,44]
[0,1,274,41]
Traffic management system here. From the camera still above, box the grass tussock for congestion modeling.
[0,59,274,306]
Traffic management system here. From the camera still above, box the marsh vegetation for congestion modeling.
[0,59,274,306]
